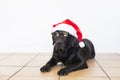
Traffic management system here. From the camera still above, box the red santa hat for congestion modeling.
[52,19,85,48]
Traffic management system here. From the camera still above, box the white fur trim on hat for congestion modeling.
[79,41,85,48]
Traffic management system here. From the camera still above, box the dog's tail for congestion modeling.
[82,39,95,59]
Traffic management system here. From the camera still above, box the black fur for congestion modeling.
[40,30,95,76]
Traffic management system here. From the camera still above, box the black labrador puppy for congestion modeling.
[40,30,95,76]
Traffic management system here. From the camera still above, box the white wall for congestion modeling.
[0,0,120,53]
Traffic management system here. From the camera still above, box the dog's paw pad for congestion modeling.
[58,69,69,76]
[40,66,50,72]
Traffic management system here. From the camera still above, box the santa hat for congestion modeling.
[52,19,85,48]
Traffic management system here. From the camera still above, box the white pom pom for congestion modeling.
[79,41,85,48]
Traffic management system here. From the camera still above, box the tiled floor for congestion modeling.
[0,53,120,80]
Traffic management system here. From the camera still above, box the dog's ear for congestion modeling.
[68,34,79,47]
[51,32,56,45]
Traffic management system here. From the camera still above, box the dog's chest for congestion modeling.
[57,56,67,62]
[54,54,68,63]
[56,54,75,66]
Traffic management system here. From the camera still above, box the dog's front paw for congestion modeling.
[58,68,69,76]
[40,65,51,72]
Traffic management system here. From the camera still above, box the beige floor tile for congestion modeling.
[14,66,61,77]
[0,53,14,60]
[36,53,52,56]
[61,67,107,77]
[96,60,120,67]
[96,53,117,56]
[27,55,52,67]
[96,56,120,61]
[0,53,14,56]
[104,67,120,78]
[0,67,21,75]
[0,75,9,80]
[116,53,120,55]
[60,77,109,80]
[13,53,38,56]
[87,59,99,67]
[111,78,120,80]
[0,54,36,66]
[95,55,120,67]
[0,53,119,80]
[10,76,59,80]
[0,56,6,60]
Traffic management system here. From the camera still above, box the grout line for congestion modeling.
[7,53,40,80]
[95,59,111,80]
[59,76,60,80]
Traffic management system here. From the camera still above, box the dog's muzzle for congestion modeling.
[54,41,65,51]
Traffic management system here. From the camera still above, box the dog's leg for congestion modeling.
[65,54,75,66]
[58,61,88,76]
[40,57,57,72]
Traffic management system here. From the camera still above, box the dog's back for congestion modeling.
[82,39,95,60]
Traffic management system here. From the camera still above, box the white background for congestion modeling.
[0,0,120,53]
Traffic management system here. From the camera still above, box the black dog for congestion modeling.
[40,30,95,76]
